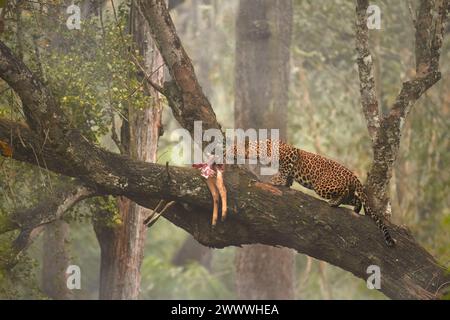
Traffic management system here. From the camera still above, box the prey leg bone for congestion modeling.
[205,176,220,226]
[193,156,228,226]
[215,170,227,222]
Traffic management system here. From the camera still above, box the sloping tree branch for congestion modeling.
[6,185,94,234]
[136,0,222,136]
[0,180,94,267]
[0,39,67,139]
[0,1,448,299]
[9,185,94,255]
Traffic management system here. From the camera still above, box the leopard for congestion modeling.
[222,138,396,247]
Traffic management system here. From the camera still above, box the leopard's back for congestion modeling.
[293,149,357,199]
[226,138,395,246]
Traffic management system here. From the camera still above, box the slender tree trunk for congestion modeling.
[94,2,164,300]
[42,220,71,300]
[234,0,295,300]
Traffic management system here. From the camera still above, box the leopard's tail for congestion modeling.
[355,180,395,247]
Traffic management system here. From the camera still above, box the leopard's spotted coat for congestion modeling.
[227,139,395,247]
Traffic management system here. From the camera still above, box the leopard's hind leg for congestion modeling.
[350,196,362,214]
[340,181,362,213]
[315,176,350,208]
[328,192,347,207]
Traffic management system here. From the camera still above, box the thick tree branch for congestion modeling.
[355,0,380,141]
[136,0,222,136]
[0,41,68,139]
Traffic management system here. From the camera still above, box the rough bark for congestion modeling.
[355,0,380,142]
[355,0,447,218]
[234,0,295,300]
[93,2,164,300]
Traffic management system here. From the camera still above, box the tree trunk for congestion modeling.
[234,0,295,300]
[42,220,71,300]
[93,2,163,300]
[172,236,213,270]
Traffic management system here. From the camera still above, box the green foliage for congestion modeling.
[0,0,142,298]
[0,210,13,234]
[39,9,151,142]
[89,196,122,228]
[0,232,44,299]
